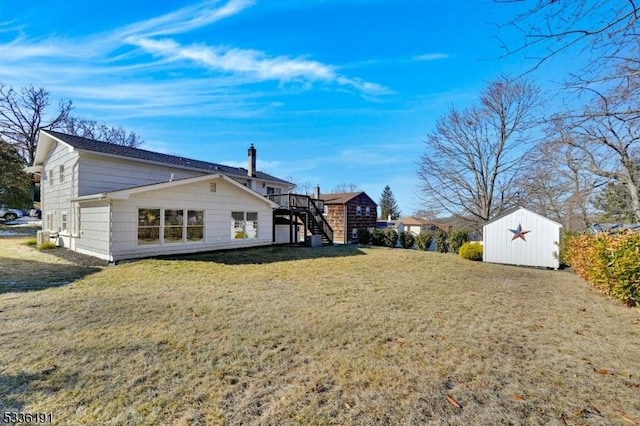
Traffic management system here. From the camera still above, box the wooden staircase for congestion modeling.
[268,194,333,245]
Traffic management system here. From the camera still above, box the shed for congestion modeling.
[482,207,562,269]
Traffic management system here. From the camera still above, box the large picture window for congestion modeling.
[138,208,204,246]
[138,209,160,245]
[231,211,258,239]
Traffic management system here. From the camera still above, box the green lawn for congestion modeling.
[1,236,639,425]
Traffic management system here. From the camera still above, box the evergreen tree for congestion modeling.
[379,185,401,220]
[0,140,32,207]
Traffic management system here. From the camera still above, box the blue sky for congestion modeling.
[0,0,567,216]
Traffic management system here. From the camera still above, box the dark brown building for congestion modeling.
[319,192,377,244]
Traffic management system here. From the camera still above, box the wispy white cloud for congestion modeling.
[0,0,391,123]
[115,0,255,39]
[413,53,448,61]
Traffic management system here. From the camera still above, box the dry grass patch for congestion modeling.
[1,238,639,425]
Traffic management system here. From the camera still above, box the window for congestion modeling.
[186,210,204,242]
[210,182,217,193]
[138,209,160,245]
[164,209,183,243]
[231,211,258,239]
[356,205,362,216]
[61,212,67,232]
[49,169,54,186]
[46,213,54,230]
[365,206,371,216]
[266,187,281,195]
[59,165,65,183]
[323,205,328,215]
[352,228,358,240]
[246,212,258,238]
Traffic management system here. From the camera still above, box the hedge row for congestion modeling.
[565,231,640,307]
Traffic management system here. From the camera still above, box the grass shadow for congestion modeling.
[0,369,79,412]
[160,244,367,265]
[0,257,101,294]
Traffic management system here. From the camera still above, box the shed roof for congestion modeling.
[38,130,291,185]
[483,206,562,228]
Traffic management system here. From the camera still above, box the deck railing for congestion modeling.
[267,193,332,244]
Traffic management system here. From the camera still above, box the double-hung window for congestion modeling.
[231,212,258,239]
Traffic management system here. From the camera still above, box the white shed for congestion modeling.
[483,207,562,269]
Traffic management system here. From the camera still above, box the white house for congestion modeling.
[397,217,439,236]
[483,207,562,269]
[29,130,294,262]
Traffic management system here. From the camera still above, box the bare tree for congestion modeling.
[498,1,640,113]
[417,76,541,227]
[61,117,143,147]
[331,183,361,193]
[551,93,640,222]
[516,139,600,231]
[0,83,72,165]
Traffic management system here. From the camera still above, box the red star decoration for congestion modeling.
[509,223,530,241]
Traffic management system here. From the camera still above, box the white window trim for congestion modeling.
[59,165,65,183]
[356,205,362,216]
[137,208,205,247]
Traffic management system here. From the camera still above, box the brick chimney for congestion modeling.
[247,144,256,177]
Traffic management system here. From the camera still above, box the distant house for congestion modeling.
[483,207,562,269]
[398,217,440,236]
[320,191,377,244]
[28,130,303,262]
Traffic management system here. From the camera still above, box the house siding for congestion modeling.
[109,178,274,260]
[75,202,112,261]
[41,142,80,248]
[76,152,290,197]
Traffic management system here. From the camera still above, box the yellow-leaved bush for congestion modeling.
[565,231,640,307]
[458,242,483,261]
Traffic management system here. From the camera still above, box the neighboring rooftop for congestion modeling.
[43,130,291,185]
[319,192,369,204]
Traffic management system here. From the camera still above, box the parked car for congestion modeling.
[29,208,42,219]
[0,206,24,221]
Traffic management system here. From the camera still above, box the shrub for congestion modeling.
[357,228,371,245]
[557,230,579,268]
[24,238,38,246]
[398,231,415,249]
[37,242,57,250]
[382,228,398,248]
[448,229,469,254]
[566,231,640,306]
[435,228,449,253]
[459,242,483,261]
[415,232,433,251]
[370,228,385,246]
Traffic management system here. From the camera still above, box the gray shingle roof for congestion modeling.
[44,130,291,185]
